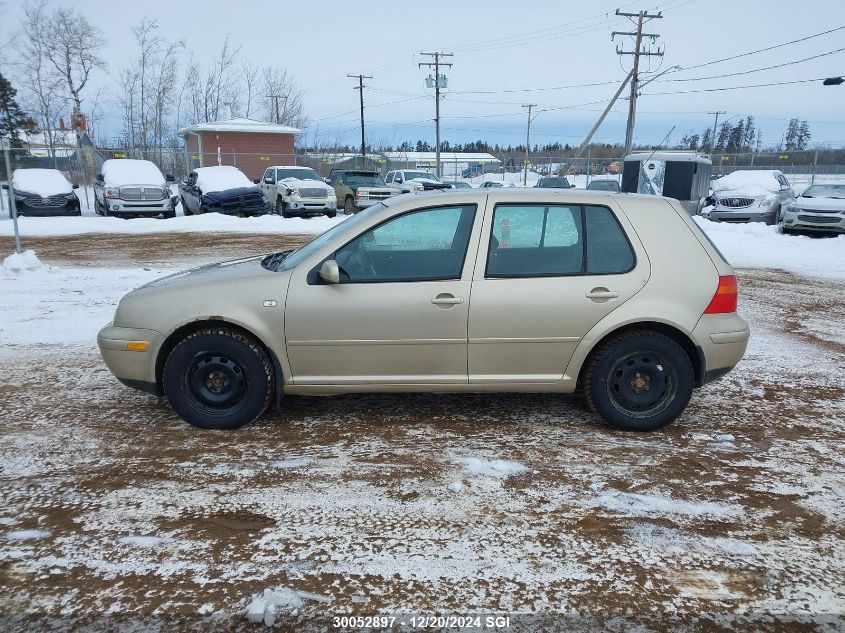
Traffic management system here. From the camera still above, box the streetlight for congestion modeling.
[822,77,843,86]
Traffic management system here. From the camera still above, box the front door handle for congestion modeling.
[431,293,464,307]
[586,288,619,302]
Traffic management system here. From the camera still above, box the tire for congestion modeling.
[94,199,104,216]
[344,196,355,214]
[162,328,274,430]
[162,210,176,219]
[326,211,337,218]
[181,197,192,215]
[583,330,694,432]
[765,206,779,226]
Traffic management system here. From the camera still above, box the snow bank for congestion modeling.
[696,217,845,280]
[194,166,253,193]
[118,535,171,547]
[101,159,165,186]
[712,170,780,196]
[584,491,742,519]
[0,212,348,237]
[244,587,331,626]
[12,169,73,196]
[2,250,45,272]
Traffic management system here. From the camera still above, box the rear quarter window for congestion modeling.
[584,205,635,274]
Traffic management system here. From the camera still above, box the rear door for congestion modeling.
[467,197,647,384]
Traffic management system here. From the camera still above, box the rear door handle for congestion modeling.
[586,288,619,301]
[431,294,464,306]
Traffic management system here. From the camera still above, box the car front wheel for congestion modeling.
[344,197,355,214]
[162,328,274,430]
[583,330,694,431]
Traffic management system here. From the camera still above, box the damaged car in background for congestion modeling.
[3,168,80,217]
[179,166,271,216]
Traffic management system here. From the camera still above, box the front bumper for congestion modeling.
[709,207,777,224]
[286,198,336,215]
[105,197,176,215]
[13,200,80,216]
[206,202,272,216]
[691,313,750,385]
[97,324,163,394]
[782,211,845,234]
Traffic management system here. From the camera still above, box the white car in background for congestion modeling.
[708,170,795,225]
[259,166,337,218]
[780,183,845,235]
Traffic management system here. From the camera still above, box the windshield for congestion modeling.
[588,180,619,191]
[801,184,845,198]
[345,174,385,187]
[273,204,386,271]
[278,168,322,181]
[537,177,571,188]
[403,171,440,182]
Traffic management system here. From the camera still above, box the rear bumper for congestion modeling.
[692,313,750,385]
[97,324,162,393]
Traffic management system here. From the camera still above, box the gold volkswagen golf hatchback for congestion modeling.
[98,189,749,431]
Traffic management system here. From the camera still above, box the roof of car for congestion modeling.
[270,165,320,170]
[381,187,650,206]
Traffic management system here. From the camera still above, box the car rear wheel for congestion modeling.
[181,197,192,215]
[162,328,274,430]
[583,330,694,432]
[344,196,355,214]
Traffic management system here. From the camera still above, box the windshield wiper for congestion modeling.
[261,249,294,271]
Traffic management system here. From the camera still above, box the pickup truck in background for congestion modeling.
[384,170,453,194]
[328,170,397,214]
[259,166,337,218]
[94,159,177,219]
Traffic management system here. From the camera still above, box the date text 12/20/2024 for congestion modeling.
[332,615,512,629]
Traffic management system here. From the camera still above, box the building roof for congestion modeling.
[177,118,302,136]
[382,151,500,163]
[623,151,712,164]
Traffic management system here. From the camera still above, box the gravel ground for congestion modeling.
[1,233,844,632]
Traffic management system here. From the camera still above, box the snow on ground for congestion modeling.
[0,232,843,628]
[695,217,845,280]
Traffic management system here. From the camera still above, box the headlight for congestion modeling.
[759,198,775,207]
[287,187,299,196]
[104,187,120,199]
[412,183,424,191]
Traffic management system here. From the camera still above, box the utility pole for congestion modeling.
[613,9,663,155]
[267,94,287,124]
[348,74,372,158]
[419,51,453,178]
[522,104,537,186]
[708,110,726,155]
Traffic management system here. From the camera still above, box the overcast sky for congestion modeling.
[2,0,844,149]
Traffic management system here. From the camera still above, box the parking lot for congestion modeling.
[1,229,843,631]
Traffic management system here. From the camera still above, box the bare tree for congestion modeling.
[240,60,260,118]
[19,1,66,167]
[40,7,105,141]
[261,67,307,129]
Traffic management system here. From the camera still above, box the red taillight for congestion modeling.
[704,275,738,314]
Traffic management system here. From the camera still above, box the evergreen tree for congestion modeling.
[784,118,800,150]
[797,121,811,150]
[727,120,744,152]
[0,73,35,149]
[742,116,756,150]
[716,121,731,151]
[700,128,713,152]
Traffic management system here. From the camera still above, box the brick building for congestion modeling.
[177,118,302,180]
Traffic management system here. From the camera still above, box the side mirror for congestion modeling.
[72,184,80,189]
[252,178,260,184]
[319,260,340,285]
[165,175,175,183]
[324,178,331,184]
[570,184,576,188]
[95,174,104,182]
[1,184,8,190]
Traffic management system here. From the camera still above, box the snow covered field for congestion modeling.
[1,221,844,629]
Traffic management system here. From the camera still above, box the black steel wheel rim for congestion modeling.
[185,353,248,412]
[606,350,677,418]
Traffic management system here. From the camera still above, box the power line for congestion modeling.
[642,76,837,96]
[669,24,845,72]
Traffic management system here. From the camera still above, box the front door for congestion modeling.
[285,203,480,385]
[468,200,646,383]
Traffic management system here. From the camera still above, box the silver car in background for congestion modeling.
[780,183,845,235]
[708,170,795,225]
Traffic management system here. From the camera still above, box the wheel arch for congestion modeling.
[155,318,286,407]
[575,321,704,390]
